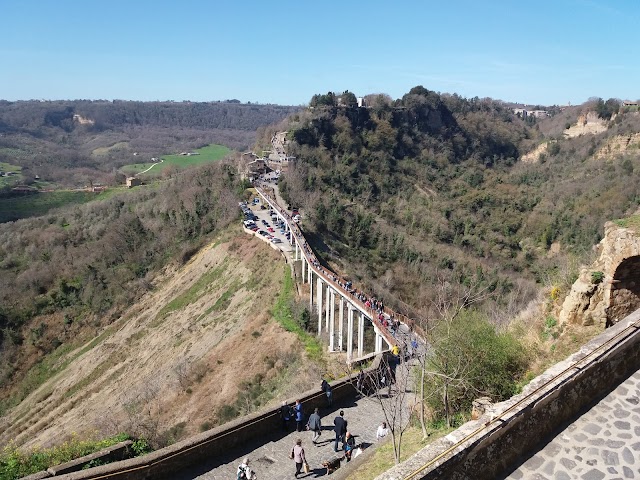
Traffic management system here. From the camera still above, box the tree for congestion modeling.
[340,91,358,107]
[350,354,414,464]
[595,97,620,120]
[418,290,528,430]
[411,277,488,434]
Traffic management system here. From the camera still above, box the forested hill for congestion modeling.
[0,100,299,132]
[0,100,299,186]
[275,88,640,318]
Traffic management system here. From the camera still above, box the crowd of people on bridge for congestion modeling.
[255,186,413,344]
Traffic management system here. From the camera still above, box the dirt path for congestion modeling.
[138,158,163,175]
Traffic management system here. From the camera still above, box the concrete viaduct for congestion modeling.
[253,184,409,363]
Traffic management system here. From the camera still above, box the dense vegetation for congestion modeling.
[276,88,640,319]
[0,163,245,411]
[424,310,528,427]
[0,433,150,480]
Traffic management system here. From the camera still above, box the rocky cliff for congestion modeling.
[559,217,640,328]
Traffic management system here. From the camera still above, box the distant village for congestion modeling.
[241,131,295,182]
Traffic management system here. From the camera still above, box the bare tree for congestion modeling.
[414,274,493,433]
[349,354,414,464]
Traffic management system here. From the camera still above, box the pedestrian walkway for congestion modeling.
[504,366,640,479]
[177,395,388,479]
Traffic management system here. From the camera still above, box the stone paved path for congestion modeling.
[505,367,640,479]
[176,395,388,479]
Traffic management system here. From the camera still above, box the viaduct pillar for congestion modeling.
[347,304,354,361]
[317,277,323,334]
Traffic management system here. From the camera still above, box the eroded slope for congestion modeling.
[1,231,306,449]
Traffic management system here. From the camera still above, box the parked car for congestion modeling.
[271,238,282,244]
[258,230,268,236]
[267,227,274,232]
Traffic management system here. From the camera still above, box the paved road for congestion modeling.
[505,367,640,479]
[177,394,389,479]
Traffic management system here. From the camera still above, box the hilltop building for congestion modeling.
[126,177,142,188]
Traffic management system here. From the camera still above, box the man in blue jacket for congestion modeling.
[294,399,305,432]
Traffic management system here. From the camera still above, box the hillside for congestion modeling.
[0,100,299,188]
[0,229,319,449]
[274,89,640,320]
[2,89,639,461]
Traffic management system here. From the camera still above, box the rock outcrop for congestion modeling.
[564,111,607,138]
[595,133,640,159]
[520,141,551,164]
[559,218,640,328]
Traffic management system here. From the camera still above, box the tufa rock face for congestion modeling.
[559,220,640,329]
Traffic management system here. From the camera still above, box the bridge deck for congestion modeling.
[255,185,404,349]
[504,365,640,479]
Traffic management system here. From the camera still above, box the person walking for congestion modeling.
[333,410,347,452]
[294,399,305,432]
[307,407,322,444]
[290,438,307,478]
[343,432,356,462]
[321,379,333,407]
[236,457,257,480]
[376,421,389,441]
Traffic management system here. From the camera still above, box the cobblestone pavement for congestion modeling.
[505,367,640,479]
[177,395,388,479]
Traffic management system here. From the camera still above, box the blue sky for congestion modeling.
[1,0,638,105]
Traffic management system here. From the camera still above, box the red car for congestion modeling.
[267,227,275,233]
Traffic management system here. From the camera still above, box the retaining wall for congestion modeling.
[49,357,386,479]
[375,309,640,480]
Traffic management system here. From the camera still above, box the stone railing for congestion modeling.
[375,308,640,480]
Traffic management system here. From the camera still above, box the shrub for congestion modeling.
[0,433,137,480]
[591,271,604,284]
[424,310,529,425]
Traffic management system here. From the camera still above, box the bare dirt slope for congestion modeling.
[1,229,315,450]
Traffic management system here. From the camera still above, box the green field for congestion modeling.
[121,144,231,176]
[0,189,118,223]
[0,162,23,187]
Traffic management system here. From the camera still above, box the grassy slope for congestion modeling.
[0,162,22,187]
[0,229,323,451]
[121,144,231,175]
[0,187,133,223]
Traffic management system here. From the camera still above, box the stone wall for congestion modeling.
[374,309,640,480]
[48,357,387,479]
